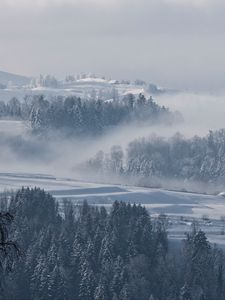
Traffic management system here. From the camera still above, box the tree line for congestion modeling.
[0,188,225,299]
[84,130,225,191]
[0,94,180,135]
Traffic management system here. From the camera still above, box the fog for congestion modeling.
[157,91,225,136]
[0,91,225,186]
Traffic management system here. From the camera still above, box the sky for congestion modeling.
[1,0,225,91]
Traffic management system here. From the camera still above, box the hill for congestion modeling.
[0,70,30,87]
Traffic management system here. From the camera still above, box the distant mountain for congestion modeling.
[0,70,30,87]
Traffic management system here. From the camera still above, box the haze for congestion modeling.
[1,0,225,91]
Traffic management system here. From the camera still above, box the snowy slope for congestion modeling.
[0,73,168,102]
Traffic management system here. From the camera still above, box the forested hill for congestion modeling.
[1,188,225,300]
[0,94,181,135]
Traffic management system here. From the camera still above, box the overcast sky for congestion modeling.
[1,0,225,90]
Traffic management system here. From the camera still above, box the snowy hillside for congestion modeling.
[0,72,169,102]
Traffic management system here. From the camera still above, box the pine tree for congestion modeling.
[79,259,96,300]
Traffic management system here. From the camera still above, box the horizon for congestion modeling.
[1,68,225,93]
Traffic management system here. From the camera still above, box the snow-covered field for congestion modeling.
[0,172,225,247]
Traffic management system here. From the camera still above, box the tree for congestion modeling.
[182,228,213,300]
[0,212,19,260]
[0,211,20,297]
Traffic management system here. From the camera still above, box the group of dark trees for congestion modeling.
[0,98,23,119]
[29,94,177,135]
[1,188,225,300]
[85,129,225,190]
[0,212,19,271]
[0,94,179,135]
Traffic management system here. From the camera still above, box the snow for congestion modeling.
[76,78,108,84]
[104,99,114,103]
[108,80,119,84]
[0,172,225,222]
[1,172,225,245]
[123,88,146,96]
[218,192,225,197]
[0,78,152,102]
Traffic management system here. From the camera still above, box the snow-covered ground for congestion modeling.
[0,80,152,102]
[0,172,225,247]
